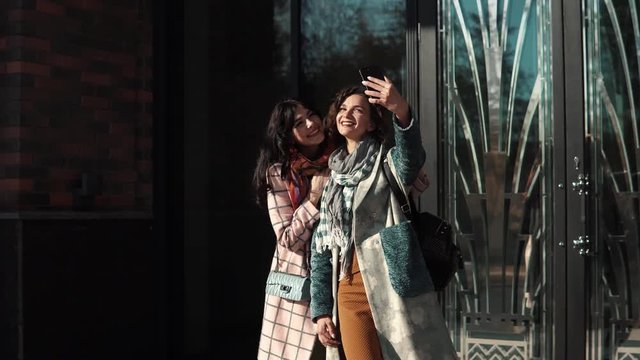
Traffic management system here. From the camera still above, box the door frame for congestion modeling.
[551,0,570,358]
[558,0,589,358]
[416,0,440,217]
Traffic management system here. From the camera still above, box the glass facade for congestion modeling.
[270,1,640,358]
[584,0,640,358]
[441,1,554,358]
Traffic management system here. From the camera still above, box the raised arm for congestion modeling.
[361,76,426,184]
[389,113,426,185]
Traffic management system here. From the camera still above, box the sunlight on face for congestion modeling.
[291,105,325,150]
[336,94,376,144]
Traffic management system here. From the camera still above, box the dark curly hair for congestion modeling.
[325,85,391,149]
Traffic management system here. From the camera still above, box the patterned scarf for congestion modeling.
[287,143,333,209]
[314,136,380,275]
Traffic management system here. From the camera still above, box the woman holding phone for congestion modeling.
[310,76,457,359]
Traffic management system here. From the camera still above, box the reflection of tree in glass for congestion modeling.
[451,5,538,194]
[597,3,640,192]
[299,0,405,111]
[447,1,547,326]
[273,0,291,79]
[592,4,640,338]
[302,34,405,112]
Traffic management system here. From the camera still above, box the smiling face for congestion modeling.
[336,94,376,151]
[291,104,325,156]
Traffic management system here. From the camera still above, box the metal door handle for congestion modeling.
[571,173,590,195]
[572,235,592,256]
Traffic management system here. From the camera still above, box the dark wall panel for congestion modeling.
[208,1,286,358]
[20,218,155,359]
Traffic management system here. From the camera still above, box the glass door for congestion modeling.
[583,0,640,358]
[439,1,554,359]
[438,0,640,359]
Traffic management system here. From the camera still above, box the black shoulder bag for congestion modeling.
[382,159,463,291]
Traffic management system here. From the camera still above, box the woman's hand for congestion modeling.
[309,168,330,207]
[362,76,410,125]
[315,316,340,347]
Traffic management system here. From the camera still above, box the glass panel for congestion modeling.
[583,0,640,358]
[271,0,295,99]
[299,0,406,110]
[441,0,554,358]
[273,0,292,80]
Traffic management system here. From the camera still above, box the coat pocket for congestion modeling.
[379,221,433,297]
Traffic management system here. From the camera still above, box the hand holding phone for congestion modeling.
[358,65,410,123]
[358,65,385,90]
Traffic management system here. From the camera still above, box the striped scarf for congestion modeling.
[314,136,379,275]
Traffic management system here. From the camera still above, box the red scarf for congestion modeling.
[287,143,334,209]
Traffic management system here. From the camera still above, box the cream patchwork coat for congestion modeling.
[310,119,458,360]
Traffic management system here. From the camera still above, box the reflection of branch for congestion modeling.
[603,0,639,149]
[523,147,541,201]
[453,0,487,151]
[451,87,483,193]
[506,0,534,156]
[512,75,541,193]
[598,78,634,191]
[454,153,472,195]
[452,3,538,158]
[500,1,510,51]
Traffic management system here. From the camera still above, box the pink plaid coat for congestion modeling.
[258,164,321,360]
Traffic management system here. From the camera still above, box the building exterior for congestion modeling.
[0,1,155,359]
[276,1,640,359]
[1,1,639,359]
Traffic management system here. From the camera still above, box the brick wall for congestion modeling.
[0,0,153,210]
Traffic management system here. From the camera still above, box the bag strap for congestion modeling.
[381,158,414,221]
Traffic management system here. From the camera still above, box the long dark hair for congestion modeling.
[325,85,390,149]
[252,98,324,208]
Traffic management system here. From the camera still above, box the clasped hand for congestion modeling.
[315,316,340,347]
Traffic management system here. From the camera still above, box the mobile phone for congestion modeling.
[358,65,385,89]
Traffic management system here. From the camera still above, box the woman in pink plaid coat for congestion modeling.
[252,99,334,360]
